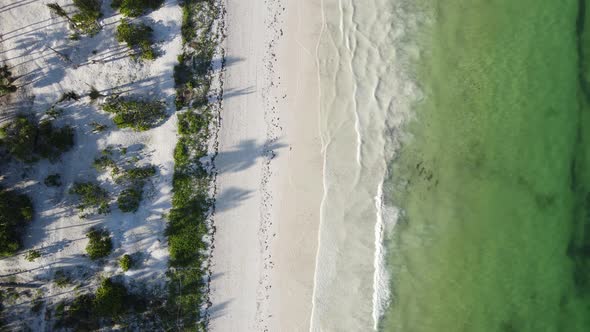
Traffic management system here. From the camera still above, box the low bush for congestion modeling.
[119,254,133,271]
[117,186,142,213]
[103,97,165,131]
[85,228,112,260]
[125,165,156,180]
[0,116,74,162]
[112,0,164,17]
[116,19,156,60]
[69,182,110,214]
[36,120,75,160]
[94,278,127,317]
[0,188,33,257]
[25,249,41,262]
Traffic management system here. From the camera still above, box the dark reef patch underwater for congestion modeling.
[381,0,590,331]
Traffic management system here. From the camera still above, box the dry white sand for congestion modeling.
[0,0,181,329]
[209,0,323,330]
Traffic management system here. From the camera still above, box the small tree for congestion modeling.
[85,228,112,260]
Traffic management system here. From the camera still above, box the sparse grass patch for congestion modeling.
[54,270,71,288]
[25,249,41,262]
[90,121,108,133]
[103,97,165,131]
[45,106,64,120]
[85,227,112,260]
[70,182,110,214]
[112,0,164,17]
[116,19,156,60]
[0,188,33,257]
[117,186,142,213]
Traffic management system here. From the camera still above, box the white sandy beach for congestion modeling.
[209,0,323,330]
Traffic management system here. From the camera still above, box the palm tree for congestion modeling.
[46,3,77,28]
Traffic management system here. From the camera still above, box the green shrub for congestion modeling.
[0,65,17,96]
[0,116,74,162]
[25,249,41,262]
[0,188,33,257]
[72,0,102,35]
[93,155,118,173]
[85,228,112,260]
[115,19,156,60]
[103,97,165,131]
[54,270,71,288]
[125,165,156,180]
[117,186,142,213]
[45,106,64,119]
[119,254,132,271]
[37,121,75,160]
[0,116,37,162]
[112,0,164,17]
[69,182,110,214]
[93,278,127,317]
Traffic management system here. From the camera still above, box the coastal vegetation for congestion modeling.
[47,1,102,36]
[0,65,17,96]
[71,0,102,35]
[112,0,164,17]
[166,0,220,328]
[117,186,142,212]
[119,254,133,271]
[116,19,156,60]
[0,188,33,257]
[102,97,165,131]
[25,249,41,262]
[85,228,112,260]
[0,116,74,163]
[69,182,110,214]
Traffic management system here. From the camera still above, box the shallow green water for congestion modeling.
[381,1,590,331]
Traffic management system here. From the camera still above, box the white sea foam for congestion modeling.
[310,0,426,330]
